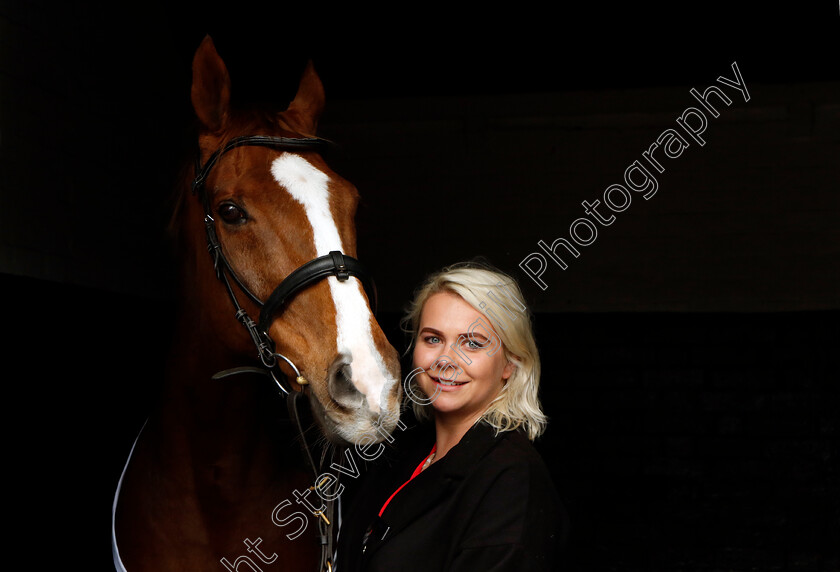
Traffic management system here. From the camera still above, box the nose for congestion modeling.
[427,354,465,382]
[328,352,397,417]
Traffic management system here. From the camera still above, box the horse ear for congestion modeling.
[283,60,325,136]
[191,35,231,133]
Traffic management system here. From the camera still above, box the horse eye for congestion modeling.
[218,202,247,224]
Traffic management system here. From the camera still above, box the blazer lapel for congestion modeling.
[363,422,503,558]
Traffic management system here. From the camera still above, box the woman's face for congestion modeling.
[413,291,514,423]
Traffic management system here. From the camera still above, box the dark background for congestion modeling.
[2,1,838,570]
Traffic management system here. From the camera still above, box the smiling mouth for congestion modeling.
[430,375,469,387]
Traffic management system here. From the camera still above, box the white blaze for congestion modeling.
[271,153,390,414]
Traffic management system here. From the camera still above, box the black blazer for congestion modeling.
[336,420,567,572]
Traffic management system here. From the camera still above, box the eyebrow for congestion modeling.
[419,327,490,341]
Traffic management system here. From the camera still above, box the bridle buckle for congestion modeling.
[329,251,349,281]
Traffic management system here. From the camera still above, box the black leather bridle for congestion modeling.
[192,134,375,572]
[191,134,377,395]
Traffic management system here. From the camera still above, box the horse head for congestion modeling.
[175,36,402,445]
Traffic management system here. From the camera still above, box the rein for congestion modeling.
[193,134,372,572]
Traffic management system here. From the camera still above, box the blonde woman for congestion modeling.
[337,261,566,572]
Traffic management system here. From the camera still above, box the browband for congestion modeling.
[192,135,333,194]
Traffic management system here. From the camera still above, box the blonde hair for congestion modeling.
[401,261,548,441]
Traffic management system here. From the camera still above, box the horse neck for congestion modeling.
[115,298,316,572]
[152,181,310,474]
[147,271,294,468]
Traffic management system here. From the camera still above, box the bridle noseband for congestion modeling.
[192,134,377,395]
[192,134,375,572]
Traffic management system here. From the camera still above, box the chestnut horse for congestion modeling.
[112,36,402,571]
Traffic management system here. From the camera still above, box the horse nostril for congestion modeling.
[329,362,364,409]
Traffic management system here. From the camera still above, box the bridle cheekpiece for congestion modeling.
[191,134,377,396]
[191,133,373,572]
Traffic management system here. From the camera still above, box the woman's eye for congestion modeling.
[218,202,247,224]
[458,338,483,351]
[424,335,441,344]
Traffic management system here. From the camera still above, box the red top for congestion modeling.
[378,444,437,517]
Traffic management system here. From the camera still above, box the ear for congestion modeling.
[502,359,516,382]
[282,60,325,136]
[190,35,231,132]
